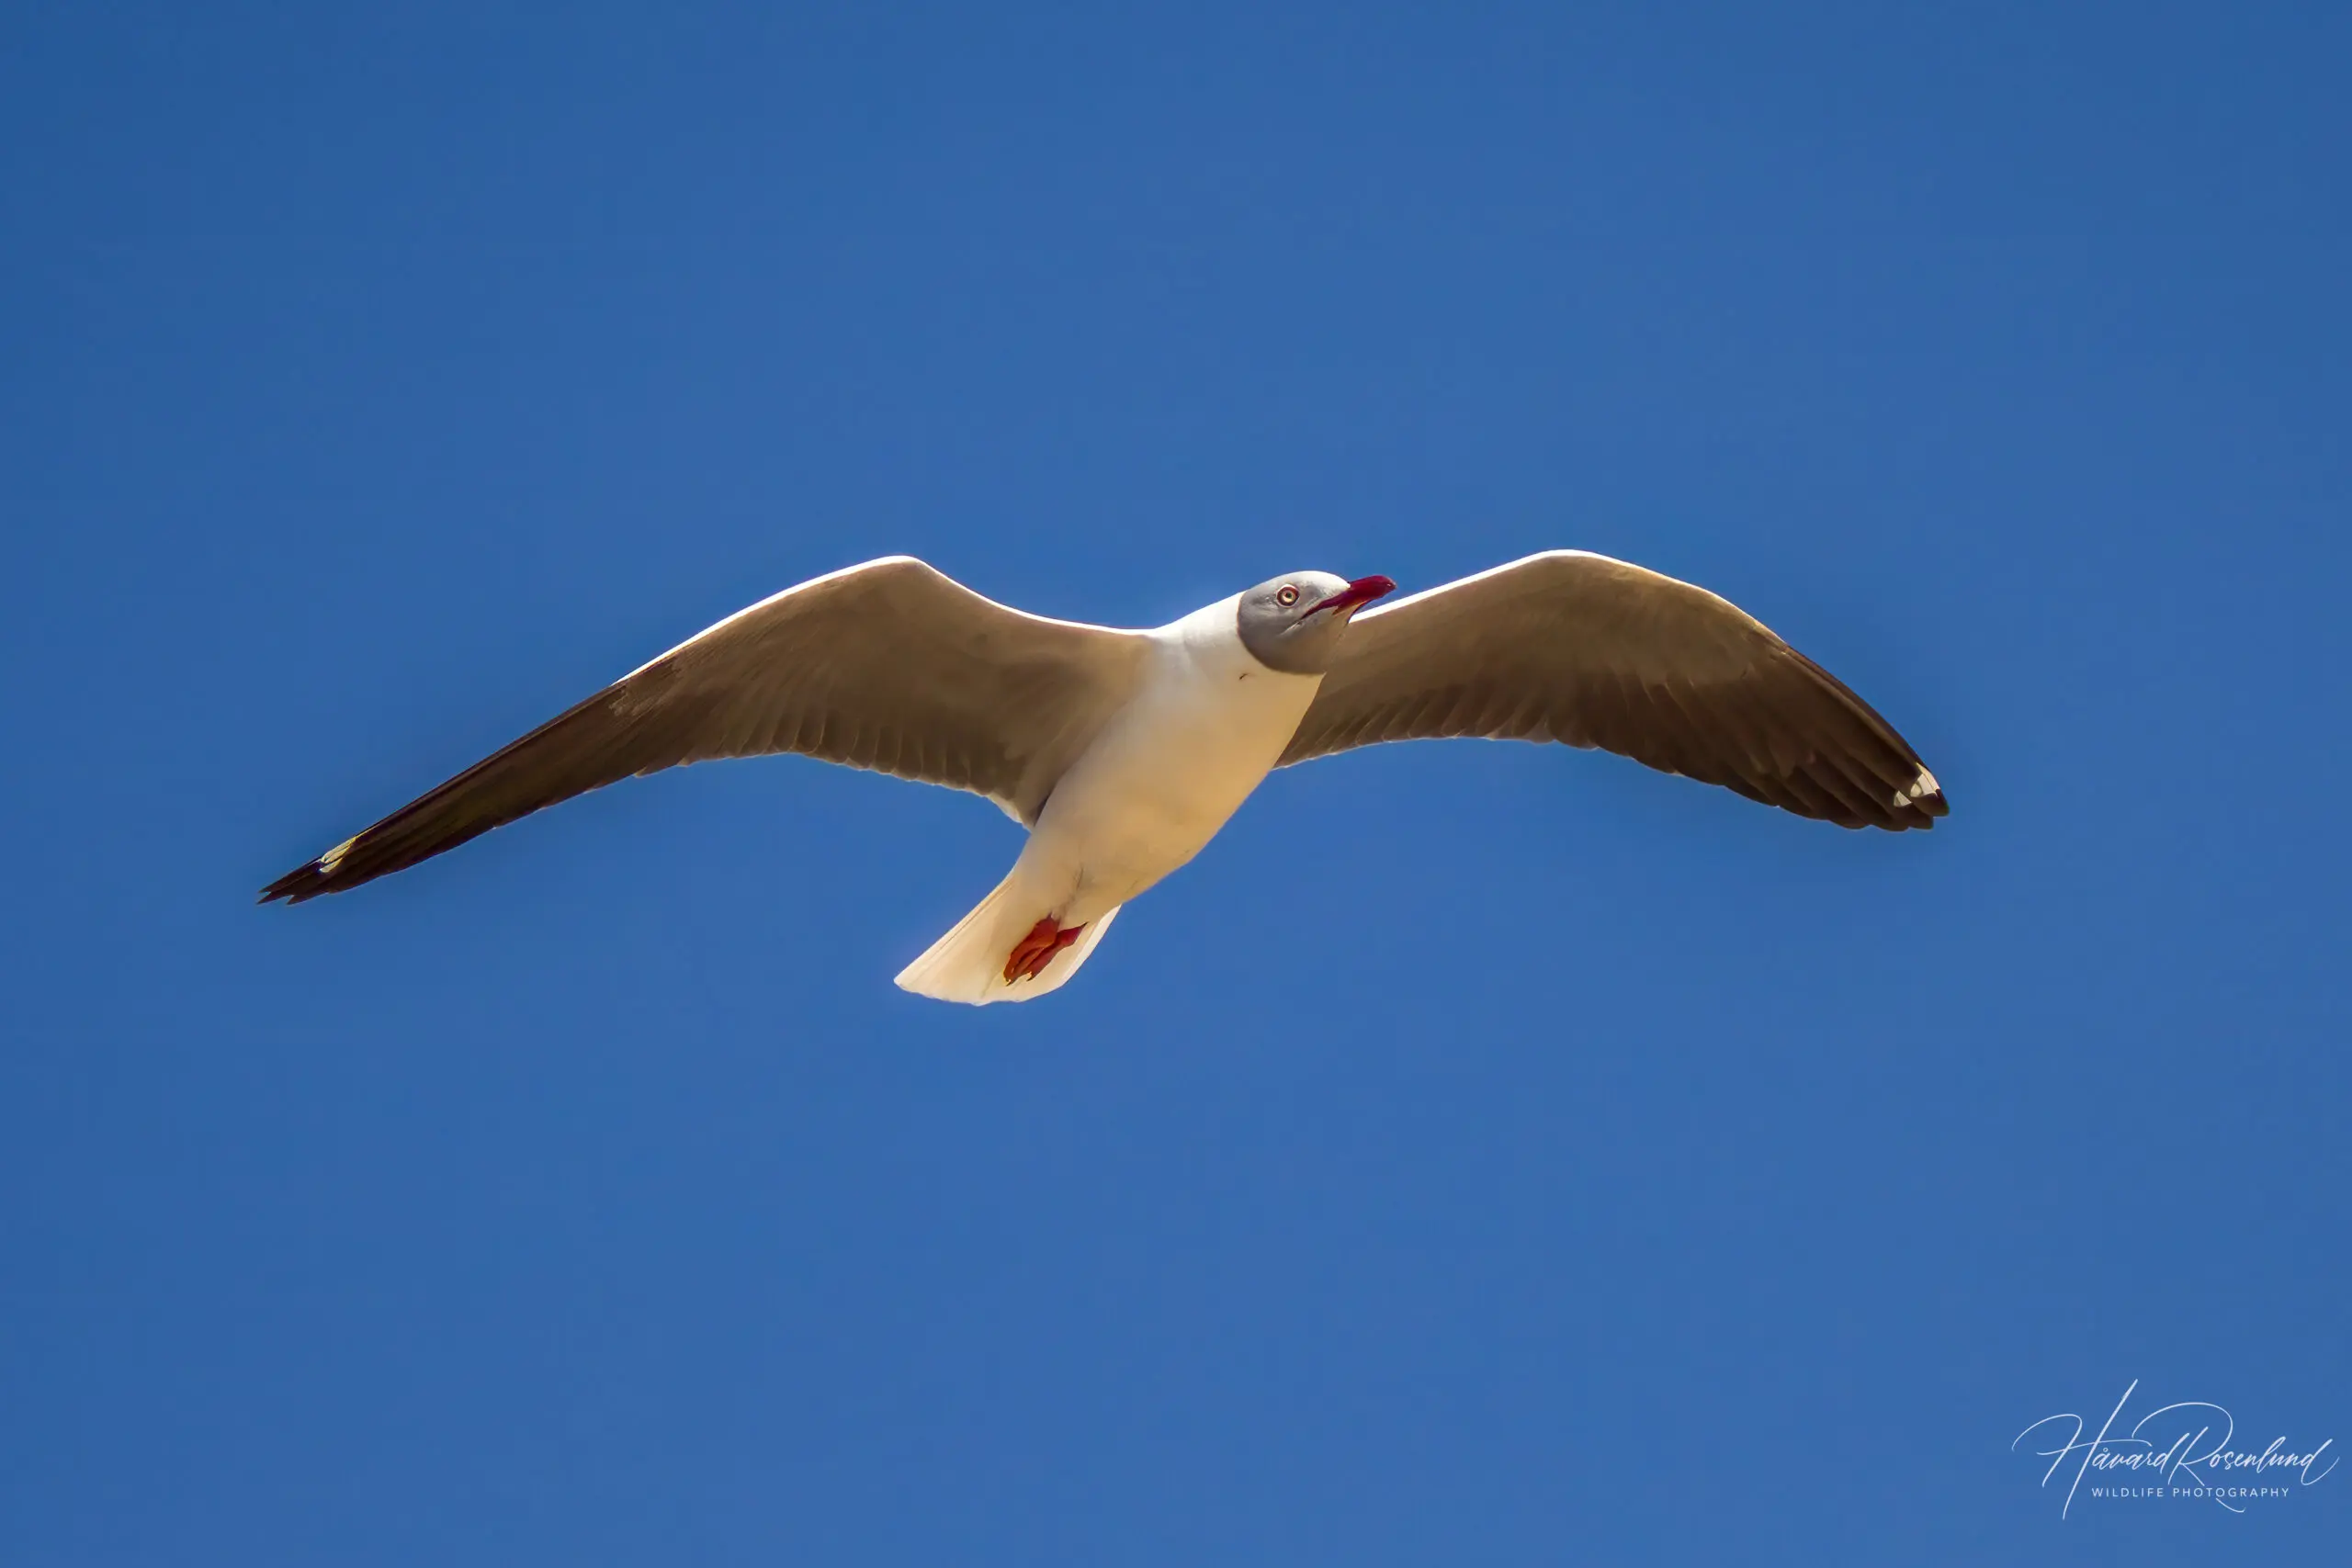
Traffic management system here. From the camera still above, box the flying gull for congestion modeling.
[261,552,1948,1003]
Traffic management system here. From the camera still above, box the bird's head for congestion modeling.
[1235,571,1396,674]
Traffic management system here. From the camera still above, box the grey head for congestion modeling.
[1234,570,1398,674]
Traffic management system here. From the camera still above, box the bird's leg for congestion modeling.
[1003,917,1086,984]
[1025,921,1083,980]
[1002,918,1058,982]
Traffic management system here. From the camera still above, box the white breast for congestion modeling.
[1021,595,1321,916]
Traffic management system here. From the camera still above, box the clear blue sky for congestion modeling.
[4,3,2345,1562]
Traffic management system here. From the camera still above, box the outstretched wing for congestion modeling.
[261,556,1151,901]
[1278,550,1947,829]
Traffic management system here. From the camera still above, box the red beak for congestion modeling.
[1302,574,1396,620]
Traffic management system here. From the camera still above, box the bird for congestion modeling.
[261,551,1947,1003]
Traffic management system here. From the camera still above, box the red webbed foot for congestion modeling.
[1002,917,1086,984]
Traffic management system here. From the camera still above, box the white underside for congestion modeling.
[894,597,1322,1005]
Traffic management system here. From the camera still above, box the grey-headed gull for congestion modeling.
[262,552,1947,1003]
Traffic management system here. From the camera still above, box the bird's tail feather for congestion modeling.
[893,871,1120,1006]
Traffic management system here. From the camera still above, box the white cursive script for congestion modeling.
[2014,1380,2336,1518]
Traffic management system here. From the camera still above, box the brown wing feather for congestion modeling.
[260,557,1148,902]
[1278,551,1947,830]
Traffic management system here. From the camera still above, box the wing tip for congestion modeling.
[257,836,358,904]
[256,864,327,904]
[1881,765,1950,830]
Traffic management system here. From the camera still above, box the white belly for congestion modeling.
[1017,610,1321,919]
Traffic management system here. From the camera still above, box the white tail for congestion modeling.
[893,870,1122,1006]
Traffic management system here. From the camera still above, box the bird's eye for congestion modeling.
[1276,584,1300,607]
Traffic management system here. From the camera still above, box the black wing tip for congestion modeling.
[256,865,325,904]
[1773,756,1948,831]
[1879,768,1950,830]
[257,840,359,905]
